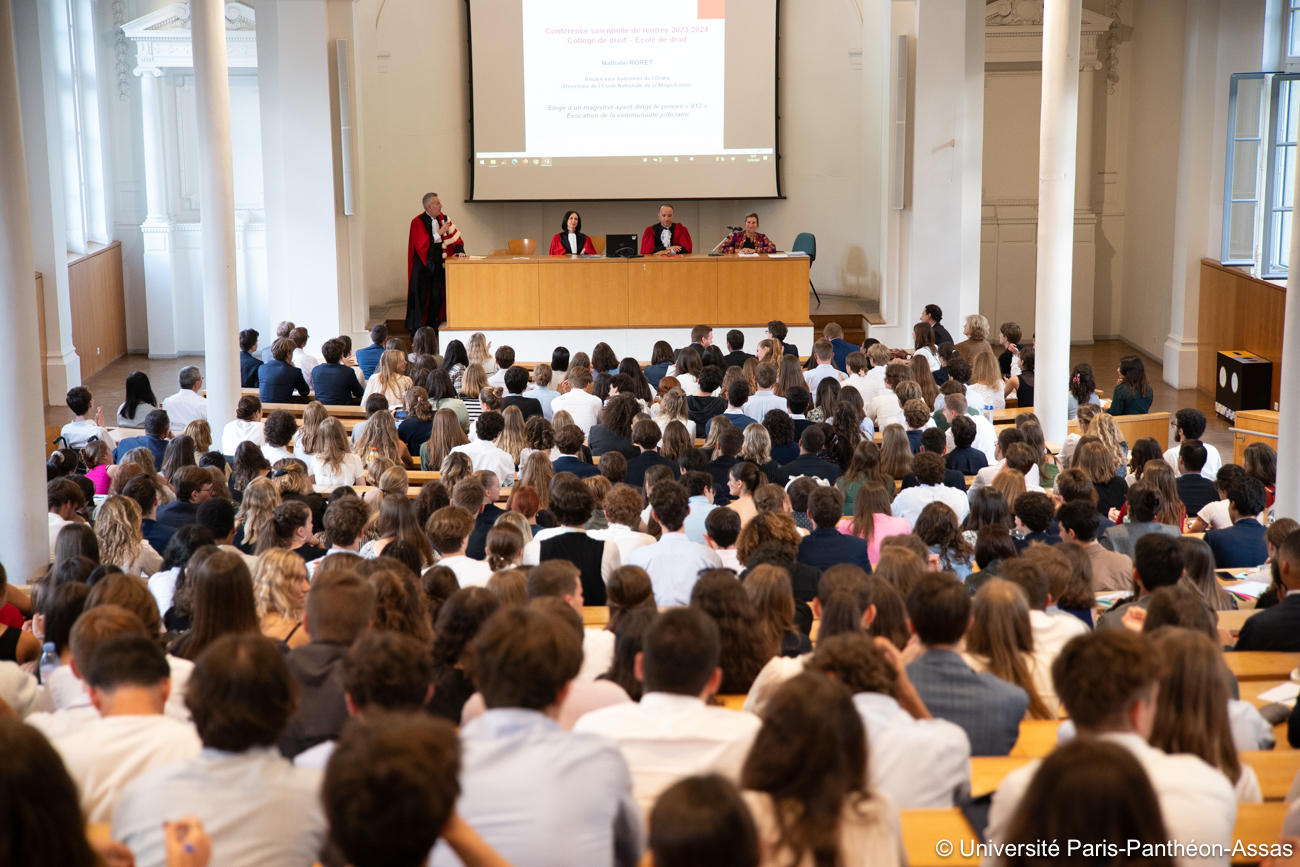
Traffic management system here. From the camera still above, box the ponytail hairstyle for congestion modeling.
[254,500,312,555]
[404,386,434,423]
[486,522,525,571]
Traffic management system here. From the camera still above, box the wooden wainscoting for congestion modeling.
[1197,258,1285,405]
[68,242,127,381]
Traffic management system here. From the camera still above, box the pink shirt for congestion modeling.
[86,464,111,495]
[836,514,912,565]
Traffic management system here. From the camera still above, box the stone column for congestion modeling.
[137,69,179,358]
[1275,113,1300,520]
[0,0,59,580]
[190,0,240,435]
[1032,0,1083,445]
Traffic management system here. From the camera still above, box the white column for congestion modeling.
[138,69,179,358]
[1032,0,1083,446]
[1276,111,1300,520]
[191,0,240,435]
[0,0,58,581]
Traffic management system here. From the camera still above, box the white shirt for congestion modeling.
[891,483,970,528]
[440,554,494,588]
[965,383,1006,413]
[983,731,1236,867]
[308,452,366,487]
[853,692,971,808]
[969,459,1041,494]
[586,523,657,564]
[803,363,845,396]
[715,548,742,572]
[49,512,72,562]
[61,419,115,449]
[450,440,517,487]
[221,419,265,455]
[521,527,622,583]
[293,739,336,769]
[914,345,940,371]
[56,714,202,823]
[0,661,39,719]
[1163,442,1223,481]
[361,374,413,408]
[660,226,672,249]
[573,692,762,817]
[743,654,808,716]
[867,391,902,428]
[653,414,696,440]
[262,444,295,465]
[550,389,604,436]
[291,348,318,389]
[743,389,787,422]
[1027,609,1087,662]
[1197,499,1234,530]
[161,389,208,431]
[841,373,874,404]
[945,412,999,464]
[580,627,616,683]
[487,368,508,389]
[858,366,889,404]
[148,567,180,618]
[627,532,723,606]
[31,656,194,734]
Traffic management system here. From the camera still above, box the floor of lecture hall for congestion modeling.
[47,340,1234,456]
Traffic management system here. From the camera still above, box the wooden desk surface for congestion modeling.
[901,809,981,867]
[1233,802,1290,863]
[1226,652,1300,682]
[1009,719,1061,758]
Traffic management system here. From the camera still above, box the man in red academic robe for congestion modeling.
[640,204,692,255]
[406,192,465,335]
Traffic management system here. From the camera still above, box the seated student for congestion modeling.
[765,319,799,359]
[808,633,971,808]
[53,632,201,823]
[629,480,723,605]
[942,394,997,465]
[1161,408,1221,480]
[221,395,265,456]
[681,470,718,544]
[771,426,841,486]
[1011,491,1060,551]
[278,572,375,759]
[997,556,1086,667]
[588,484,657,563]
[744,363,786,422]
[803,339,846,396]
[523,560,614,684]
[1204,475,1269,568]
[61,386,115,450]
[457,474,505,562]
[1099,486,1181,558]
[779,386,813,441]
[1234,529,1300,651]
[46,478,87,562]
[523,362,559,420]
[114,409,171,466]
[551,366,603,436]
[720,329,753,368]
[155,467,215,529]
[969,430,1040,492]
[797,486,870,572]
[355,323,387,379]
[239,328,264,388]
[113,635,329,866]
[259,337,312,403]
[486,346,515,390]
[901,428,967,492]
[984,629,1236,861]
[819,323,857,372]
[260,320,294,363]
[500,366,543,420]
[574,608,761,814]
[1056,500,1133,593]
[706,381,759,437]
[522,478,621,603]
[647,775,759,867]
[706,428,744,505]
[1096,533,1184,630]
[625,420,681,488]
[902,399,932,453]
[904,573,1029,756]
[429,505,493,588]
[687,366,729,430]
[312,338,366,406]
[451,412,516,487]
[160,366,208,432]
[432,607,643,867]
[121,475,175,557]
[551,423,600,479]
[1110,354,1155,416]
[891,452,970,528]
[704,507,743,572]
[288,327,318,390]
[1175,440,1219,517]
[942,414,989,477]
[590,394,641,460]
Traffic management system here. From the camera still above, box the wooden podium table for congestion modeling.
[445,254,811,330]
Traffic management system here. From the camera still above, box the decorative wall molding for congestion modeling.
[985,0,1112,66]
[123,1,257,75]
[1102,0,1123,93]
[112,0,130,100]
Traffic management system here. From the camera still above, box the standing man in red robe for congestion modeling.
[640,204,692,255]
[406,192,465,336]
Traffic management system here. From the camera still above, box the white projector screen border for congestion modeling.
[464,0,782,202]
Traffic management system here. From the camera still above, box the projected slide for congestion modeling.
[468,0,779,201]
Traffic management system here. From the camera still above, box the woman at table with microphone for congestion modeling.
[719,212,776,253]
[548,210,597,256]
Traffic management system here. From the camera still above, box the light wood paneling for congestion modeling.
[537,259,629,328]
[1232,409,1279,464]
[68,243,127,382]
[445,263,540,329]
[1198,259,1285,406]
[628,257,718,327]
[36,273,47,405]
[717,257,811,325]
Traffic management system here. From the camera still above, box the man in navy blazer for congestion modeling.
[900,430,968,492]
[823,323,858,372]
[312,338,366,405]
[259,338,311,403]
[155,467,215,529]
[772,426,841,487]
[553,424,600,479]
[797,487,871,572]
[625,421,681,489]
[113,410,171,466]
[1204,476,1269,568]
[904,573,1029,755]
[1238,530,1300,652]
[239,329,263,388]
[501,366,543,420]
[122,474,176,556]
[355,323,387,379]
[704,381,759,438]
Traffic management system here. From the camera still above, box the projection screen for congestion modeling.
[467,0,780,201]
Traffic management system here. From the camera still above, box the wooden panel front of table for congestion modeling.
[445,254,810,330]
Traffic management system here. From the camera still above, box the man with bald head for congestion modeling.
[406,192,466,335]
[640,204,692,255]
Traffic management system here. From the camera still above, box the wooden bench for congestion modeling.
[1008,719,1062,758]
[583,606,610,628]
[900,809,980,867]
[314,484,512,503]
[1225,652,1300,682]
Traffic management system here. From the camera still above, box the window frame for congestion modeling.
[1222,73,1268,267]
[1262,73,1300,278]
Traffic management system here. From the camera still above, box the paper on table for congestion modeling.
[787,251,810,257]
[767,252,789,258]
[1226,580,1271,599]
[1257,682,1300,704]
[1095,591,1130,610]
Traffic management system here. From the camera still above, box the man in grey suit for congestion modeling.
[904,573,1029,756]
[1099,487,1180,558]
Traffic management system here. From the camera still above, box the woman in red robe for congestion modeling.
[549,210,596,255]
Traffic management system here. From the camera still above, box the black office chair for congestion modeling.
[792,232,819,304]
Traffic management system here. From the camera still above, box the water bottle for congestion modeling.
[984,403,994,424]
[39,642,58,684]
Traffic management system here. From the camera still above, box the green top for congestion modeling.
[1109,383,1153,416]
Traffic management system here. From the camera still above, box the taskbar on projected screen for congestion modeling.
[476,154,773,167]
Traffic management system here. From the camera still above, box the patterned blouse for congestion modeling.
[719,230,776,253]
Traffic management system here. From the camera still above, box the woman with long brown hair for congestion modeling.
[909,354,939,407]
[1075,439,1128,516]
[836,440,889,516]
[652,387,696,439]
[291,400,329,455]
[360,495,437,567]
[254,501,325,562]
[362,349,414,406]
[308,417,366,487]
[1110,353,1154,415]
[773,354,805,399]
[961,578,1055,719]
[517,451,554,509]
[397,386,436,456]
[660,420,693,463]
[428,586,499,723]
[837,483,910,566]
[672,347,703,396]
[690,570,774,694]
[914,502,974,581]
[989,467,1027,515]
[877,424,912,481]
[744,564,811,658]
[1178,536,1237,611]
[229,440,271,498]
[169,547,260,661]
[353,409,411,467]
[741,672,904,867]
[421,407,469,471]
[160,434,198,483]
[726,461,764,527]
[497,405,529,467]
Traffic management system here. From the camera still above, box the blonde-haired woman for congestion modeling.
[183,419,214,454]
[466,331,497,376]
[954,313,995,363]
[459,363,489,428]
[96,496,163,576]
[294,401,329,454]
[989,467,1027,514]
[742,423,779,479]
[1059,402,1100,470]
[754,337,783,365]
[353,409,411,467]
[517,451,554,510]
[253,548,311,650]
[421,408,468,471]
[269,458,323,531]
[365,465,410,510]
[1090,412,1130,478]
[651,388,696,440]
[361,350,413,406]
[962,578,1056,718]
[497,405,528,468]
[966,351,1006,413]
[233,477,281,554]
[773,355,804,399]
[308,417,366,486]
